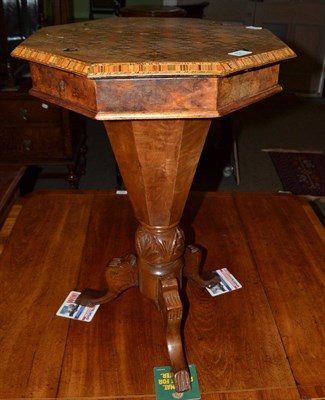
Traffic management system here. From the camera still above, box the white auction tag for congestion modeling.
[228,49,253,57]
[56,291,100,322]
[246,25,263,30]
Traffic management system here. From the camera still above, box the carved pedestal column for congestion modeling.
[78,118,211,392]
[108,118,211,390]
[135,224,185,301]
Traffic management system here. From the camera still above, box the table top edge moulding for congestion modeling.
[11,17,296,394]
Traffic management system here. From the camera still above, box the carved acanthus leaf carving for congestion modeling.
[135,225,184,264]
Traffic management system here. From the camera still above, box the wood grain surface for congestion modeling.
[0,191,324,399]
[0,165,25,228]
[12,18,295,78]
[11,18,295,121]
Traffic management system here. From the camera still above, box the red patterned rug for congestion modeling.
[264,149,325,197]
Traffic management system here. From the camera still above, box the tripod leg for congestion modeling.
[77,254,138,307]
[158,277,191,393]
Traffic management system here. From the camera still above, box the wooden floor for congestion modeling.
[0,191,324,400]
[0,164,25,229]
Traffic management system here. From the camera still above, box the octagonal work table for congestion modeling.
[12,17,295,393]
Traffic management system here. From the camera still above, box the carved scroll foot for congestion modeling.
[184,245,220,288]
[158,277,191,393]
[76,254,138,307]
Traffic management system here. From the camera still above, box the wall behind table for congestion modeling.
[73,0,163,20]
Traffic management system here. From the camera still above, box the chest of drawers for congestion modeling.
[0,81,86,188]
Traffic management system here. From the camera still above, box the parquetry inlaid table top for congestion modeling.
[12,18,294,77]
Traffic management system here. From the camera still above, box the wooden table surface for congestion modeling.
[0,190,324,400]
[12,18,295,78]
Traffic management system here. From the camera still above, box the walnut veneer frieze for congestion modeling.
[26,62,281,119]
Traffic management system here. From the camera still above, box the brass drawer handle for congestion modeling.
[19,108,28,121]
[23,139,32,152]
